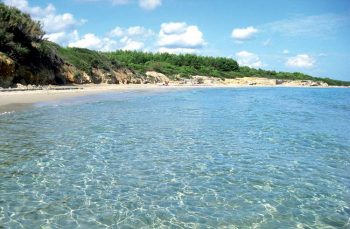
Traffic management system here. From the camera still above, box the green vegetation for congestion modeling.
[0,3,43,59]
[106,50,239,79]
[104,50,350,86]
[1,2,349,87]
[56,45,120,74]
[0,3,62,70]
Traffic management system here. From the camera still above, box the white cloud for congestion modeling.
[264,14,349,37]
[109,26,154,38]
[67,24,155,52]
[3,0,28,10]
[160,22,187,34]
[157,22,206,53]
[4,0,158,52]
[69,34,101,49]
[41,13,84,34]
[44,30,79,44]
[99,38,118,51]
[235,51,263,68]
[79,0,162,10]
[283,49,289,54]
[231,26,258,41]
[128,26,148,36]
[286,54,315,68]
[78,0,130,4]
[4,0,55,16]
[109,27,125,37]
[120,37,144,50]
[4,0,86,45]
[68,33,117,51]
[107,26,154,51]
[139,0,162,10]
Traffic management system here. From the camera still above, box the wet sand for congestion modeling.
[0,84,162,112]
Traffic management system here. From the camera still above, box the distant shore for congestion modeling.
[0,83,348,113]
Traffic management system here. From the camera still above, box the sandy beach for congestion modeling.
[0,84,156,105]
[0,84,170,112]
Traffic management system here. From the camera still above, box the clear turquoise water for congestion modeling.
[0,87,350,228]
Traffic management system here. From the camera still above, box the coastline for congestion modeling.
[0,83,348,113]
[0,84,164,113]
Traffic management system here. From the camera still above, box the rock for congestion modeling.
[61,64,91,84]
[75,71,92,84]
[35,68,56,85]
[191,75,223,85]
[91,68,103,84]
[0,52,15,87]
[15,83,27,89]
[224,77,276,86]
[16,66,34,84]
[276,79,285,85]
[145,71,170,84]
[319,81,328,87]
[54,72,67,85]
[91,68,120,84]
[114,68,137,84]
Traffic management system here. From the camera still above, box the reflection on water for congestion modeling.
[1,87,350,228]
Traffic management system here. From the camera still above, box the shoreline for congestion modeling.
[0,83,348,113]
[0,84,164,113]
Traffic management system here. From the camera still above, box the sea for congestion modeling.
[1,87,349,228]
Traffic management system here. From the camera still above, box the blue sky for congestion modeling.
[3,0,350,80]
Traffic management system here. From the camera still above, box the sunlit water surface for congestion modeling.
[1,87,350,228]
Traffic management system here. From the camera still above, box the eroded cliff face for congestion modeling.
[1,58,329,88]
[60,67,172,86]
[0,52,15,87]
[0,56,172,88]
[1,51,62,87]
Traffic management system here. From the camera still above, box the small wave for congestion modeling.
[0,111,15,116]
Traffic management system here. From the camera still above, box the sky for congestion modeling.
[3,0,350,81]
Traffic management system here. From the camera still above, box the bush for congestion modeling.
[0,3,44,61]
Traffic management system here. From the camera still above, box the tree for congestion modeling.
[0,3,44,61]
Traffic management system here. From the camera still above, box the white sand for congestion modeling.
[0,84,161,106]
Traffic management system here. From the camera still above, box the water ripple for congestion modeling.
[0,87,350,228]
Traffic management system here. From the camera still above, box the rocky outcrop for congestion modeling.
[0,52,15,87]
[60,64,93,84]
[177,75,223,85]
[145,71,170,84]
[113,68,133,84]
[15,66,56,85]
[193,75,223,84]
[224,77,277,86]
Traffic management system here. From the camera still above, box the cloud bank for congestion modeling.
[231,26,258,41]
[286,54,315,68]
[235,51,263,68]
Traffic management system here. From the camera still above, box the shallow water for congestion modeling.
[1,87,350,228]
